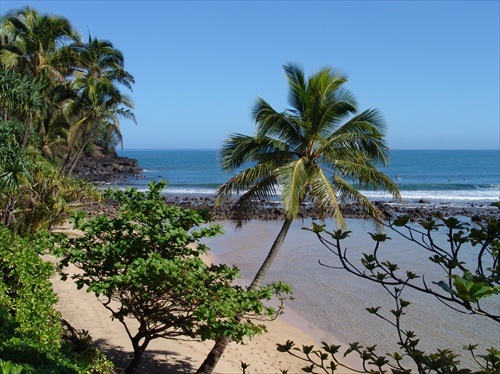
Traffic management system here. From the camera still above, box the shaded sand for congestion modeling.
[45,225,357,373]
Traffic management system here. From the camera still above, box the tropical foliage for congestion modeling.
[0,6,135,169]
[198,63,401,373]
[0,225,114,373]
[53,181,291,374]
[216,62,401,290]
[0,6,127,234]
[0,119,98,234]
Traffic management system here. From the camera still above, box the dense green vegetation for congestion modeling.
[0,225,113,373]
[0,118,98,234]
[0,6,132,372]
[0,6,134,170]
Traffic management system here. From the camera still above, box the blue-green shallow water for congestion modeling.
[116,149,499,205]
[203,218,499,370]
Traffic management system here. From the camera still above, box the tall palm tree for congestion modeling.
[62,76,135,175]
[197,63,401,373]
[70,35,134,90]
[61,36,135,175]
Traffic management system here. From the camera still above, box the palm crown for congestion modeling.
[217,63,401,227]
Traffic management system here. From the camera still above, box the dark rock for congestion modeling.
[72,147,142,183]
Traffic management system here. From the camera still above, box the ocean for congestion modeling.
[115,149,499,369]
[116,149,499,206]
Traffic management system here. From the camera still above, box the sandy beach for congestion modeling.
[45,224,358,374]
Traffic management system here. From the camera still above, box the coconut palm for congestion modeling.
[62,76,135,176]
[70,35,134,90]
[61,36,135,175]
[197,63,401,373]
[0,6,80,80]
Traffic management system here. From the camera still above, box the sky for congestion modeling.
[1,1,499,150]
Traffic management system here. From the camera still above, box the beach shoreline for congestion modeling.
[201,218,499,372]
[89,190,499,223]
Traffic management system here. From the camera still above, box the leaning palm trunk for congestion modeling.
[196,218,293,374]
[22,118,32,148]
[62,126,90,176]
[65,139,88,176]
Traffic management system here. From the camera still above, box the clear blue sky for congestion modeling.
[2,1,499,150]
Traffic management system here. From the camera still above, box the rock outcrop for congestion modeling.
[72,148,142,183]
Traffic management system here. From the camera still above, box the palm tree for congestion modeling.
[70,35,134,90]
[61,36,135,175]
[62,76,135,176]
[197,63,401,373]
[0,6,80,80]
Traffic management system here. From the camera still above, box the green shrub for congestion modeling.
[0,226,113,373]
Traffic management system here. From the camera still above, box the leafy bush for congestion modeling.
[53,180,290,374]
[0,225,113,373]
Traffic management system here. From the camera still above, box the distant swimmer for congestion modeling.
[448,178,452,182]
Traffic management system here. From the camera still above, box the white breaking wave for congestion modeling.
[361,189,500,203]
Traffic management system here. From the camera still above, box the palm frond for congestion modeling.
[217,63,400,229]
[252,97,304,149]
[283,62,307,114]
[276,158,308,218]
[331,159,401,201]
[332,175,384,223]
[307,164,346,228]
[216,171,278,227]
[216,162,278,199]
[219,133,293,172]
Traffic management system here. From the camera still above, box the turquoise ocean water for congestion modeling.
[116,149,500,205]
[115,149,499,369]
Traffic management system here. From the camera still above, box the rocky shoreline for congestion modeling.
[86,192,499,223]
[165,196,499,222]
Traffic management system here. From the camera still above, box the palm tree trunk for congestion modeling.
[61,149,73,175]
[196,217,294,374]
[22,118,32,148]
[66,140,87,176]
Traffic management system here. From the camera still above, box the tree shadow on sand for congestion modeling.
[93,338,197,373]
